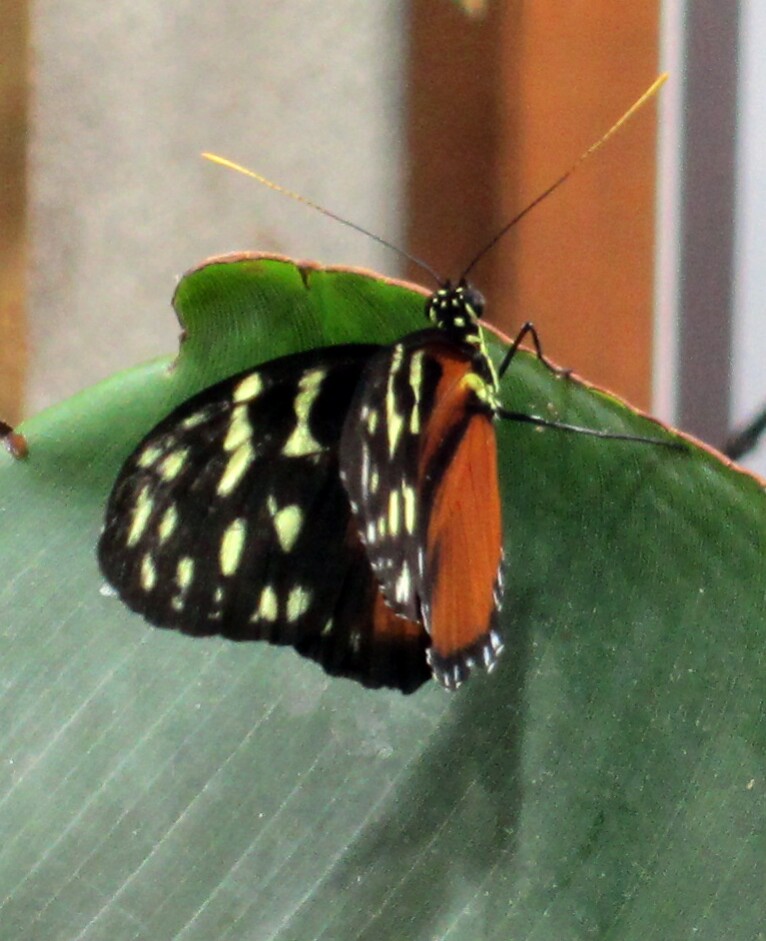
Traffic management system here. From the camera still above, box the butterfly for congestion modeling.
[98,76,672,693]
[98,277,530,693]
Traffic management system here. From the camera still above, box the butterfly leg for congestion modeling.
[497,322,571,380]
[723,404,766,460]
[496,408,685,450]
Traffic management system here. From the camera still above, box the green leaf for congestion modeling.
[1,254,764,940]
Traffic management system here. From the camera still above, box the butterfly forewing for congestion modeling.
[98,344,430,693]
[338,333,430,624]
[420,391,503,687]
[340,330,504,689]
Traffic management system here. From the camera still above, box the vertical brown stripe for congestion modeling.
[0,0,28,422]
[678,2,739,443]
[405,0,512,285]
[407,2,660,411]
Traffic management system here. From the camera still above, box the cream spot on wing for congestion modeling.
[386,345,405,457]
[409,350,424,434]
[282,369,326,457]
[140,553,157,591]
[255,585,278,622]
[137,444,163,469]
[283,420,320,457]
[321,617,333,636]
[370,469,380,494]
[286,585,311,622]
[220,517,247,576]
[395,562,411,603]
[366,409,379,435]
[387,404,405,457]
[463,370,496,407]
[403,485,416,534]
[177,556,194,589]
[274,504,303,552]
[157,504,178,544]
[233,373,264,403]
[388,490,400,537]
[224,404,252,452]
[127,485,154,547]
[217,442,255,496]
[158,448,189,482]
[180,409,209,430]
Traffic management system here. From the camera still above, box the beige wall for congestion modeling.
[28,2,405,413]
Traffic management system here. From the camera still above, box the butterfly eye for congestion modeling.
[460,286,485,319]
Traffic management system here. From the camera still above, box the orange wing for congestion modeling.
[418,350,504,689]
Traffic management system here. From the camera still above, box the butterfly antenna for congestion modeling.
[202,153,443,286]
[460,73,669,281]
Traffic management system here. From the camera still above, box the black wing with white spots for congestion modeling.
[339,330,440,624]
[340,329,505,689]
[98,344,430,693]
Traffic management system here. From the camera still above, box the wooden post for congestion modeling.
[0,0,28,422]
[407,2,661,410]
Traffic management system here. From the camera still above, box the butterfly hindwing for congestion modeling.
[98,343,430,693]
[340,329,504,689]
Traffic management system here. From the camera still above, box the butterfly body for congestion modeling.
[99,280,506,693]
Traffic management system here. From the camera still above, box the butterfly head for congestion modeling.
[426,280,485,337]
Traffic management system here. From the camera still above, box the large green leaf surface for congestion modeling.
[0,254,763,940]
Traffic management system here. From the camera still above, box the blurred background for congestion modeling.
[1,0,764,475]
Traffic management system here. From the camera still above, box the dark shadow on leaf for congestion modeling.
[317,609,530,940]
